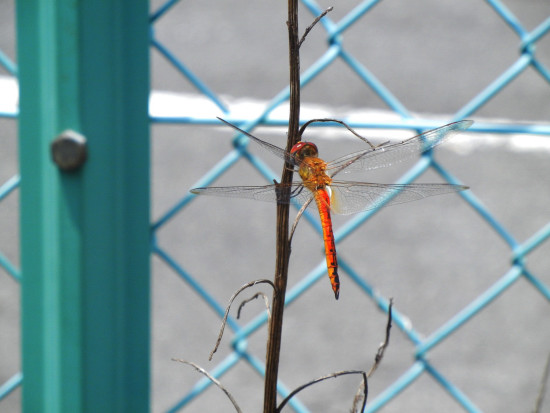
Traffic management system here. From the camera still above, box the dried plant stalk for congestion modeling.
[172,359,242,413]
[210,279,275,361]
[351,299,394,411]
[277,370,368,413]
[533,350,550,413]
[262,1,301,411]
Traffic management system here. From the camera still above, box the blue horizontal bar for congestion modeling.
[0,110,18,118]
[150,113,550,136]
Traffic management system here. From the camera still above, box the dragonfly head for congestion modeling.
[290,141,318,160]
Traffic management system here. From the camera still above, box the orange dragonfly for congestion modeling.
[191,118,472,299]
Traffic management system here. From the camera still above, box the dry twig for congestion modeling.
[172,359,242,413]
[299,118,378,149]
[533,350,550,413]
[237,292,272,320]
[368,298,393,377]
[351,299,393,411]
[288,197,313,243]
[298,7,334,48]
[210,279,276,361]
[276,370,368,413]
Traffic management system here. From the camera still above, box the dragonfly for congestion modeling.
[191,118,473,299]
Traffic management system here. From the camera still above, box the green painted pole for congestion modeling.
[17,1,150,412]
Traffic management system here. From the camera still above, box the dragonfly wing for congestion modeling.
[191,182,314,205]
[217,118,300,167]
[327,120,473,177]
[330,181,468,215]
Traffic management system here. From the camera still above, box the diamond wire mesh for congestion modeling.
[149,1,550,412]
[0,4,21,404]
[1,0,550,412]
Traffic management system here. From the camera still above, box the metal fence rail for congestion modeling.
[1,0,549,412]
[1,0,150,411]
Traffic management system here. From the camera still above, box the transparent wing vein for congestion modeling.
[330,181,468,215]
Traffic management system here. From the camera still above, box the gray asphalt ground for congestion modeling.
[1,1,550,412]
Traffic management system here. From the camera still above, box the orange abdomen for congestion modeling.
[314,188,340,299]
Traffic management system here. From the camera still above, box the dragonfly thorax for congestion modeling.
[290,141,318,160]
[298,156,332,191]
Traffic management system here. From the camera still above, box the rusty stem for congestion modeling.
[263,0,300,411]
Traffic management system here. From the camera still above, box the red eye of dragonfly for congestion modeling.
[191,117,473,300]
[290,141,318,160]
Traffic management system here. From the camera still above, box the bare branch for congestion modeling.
[288,197,313,243]
[237,292,272,321]
[298,118,377,149]
[351,299,393,411]
[533,350,550,413]
[172,359,242,413]
[264,0,301,408]
[298,7,334,48]
[368,298,393,377]
[276,370,367,412]
[210,279,276,361]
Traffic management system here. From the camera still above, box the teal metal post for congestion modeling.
[17,1,150,411]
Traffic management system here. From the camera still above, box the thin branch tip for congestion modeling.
[172,359,242,413]
[237,292,272,320]
[299,118,376,149]
[298,7,334,47]
[533,350,550,413]
[209,279,275,361]
[279,370,367,413]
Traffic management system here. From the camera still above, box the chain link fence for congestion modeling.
[2,0,550,411]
